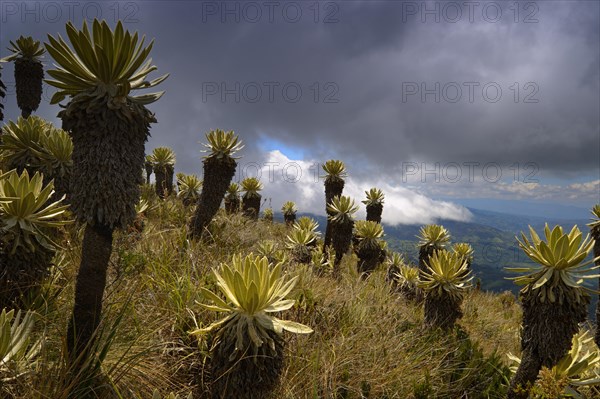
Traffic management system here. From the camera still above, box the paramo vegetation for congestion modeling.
[0,20,599,399]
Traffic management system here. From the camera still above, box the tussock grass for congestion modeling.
[2,196,524,398]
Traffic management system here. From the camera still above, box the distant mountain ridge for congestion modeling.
[452,199,592,220]
[466,207,589,235]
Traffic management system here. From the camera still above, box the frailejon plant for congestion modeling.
[0,116,47,173]
[37,127,73,200]
[508,330,600,398]
[362,188,384,224]
[354,220,384,274]
[176,173,201,206]
[310,244,335,275]
[386,252,405,284]
[416,224,451,273]
[44,19,168,358]
[0,170,71,308]
[256,240,279,264]
[263,207,274,222]
[327,195,358,272]
[589,204,600,347]
[0,308,42,384]
[0,170,69,253]
[2,36,45,118]
[293,216,319,235]
[281,201,297,226]
[506,224,599,399]
[419,249,472,330]
[0,117,73,203]
[1,116,74,201]
[149,147,176,199]
[189,129,243,238]
[322,160,346,247]
[224,182,241,214]
[131,197,153,233]
[286,228,317,264]
[394,264,421,301]
[241,177,263,219]
[190,254,312,399]
[452,242,474,271]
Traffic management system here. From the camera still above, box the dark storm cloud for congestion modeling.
[1,0,598,184]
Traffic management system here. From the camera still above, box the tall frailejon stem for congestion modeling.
[241,177,263,219]
[322,160,346,247]
[355,220,384,275]
[282,201,297,226]
[189,129,243,239]
[2,36,46,118]
[327,195,358,275]
[506,224,597,398]
[67,224,113,355]
[362,188,384,224]
[45,19,167,360]
[149,147,176,199]
[224,182,241,214]
[419,249,471,330]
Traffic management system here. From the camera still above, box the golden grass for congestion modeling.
[2,197,530,398]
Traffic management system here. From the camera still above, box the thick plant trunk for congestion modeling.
[61,102,152,229]
[507,349,542,399]
[423,293,462,330]
[189,157,236,239]
[291,245,311,264]
[242,195,261,219]
[324,179,344,247]
[60,97,153,371]
[67,223,114,357]
[211,322,284,399]
[331,220,353,275]
[165,165,174,196]
[418,245,436,273]
[284,213,296,226]
[14,58,43,119]
[366,203,382,223]
[357,246,381,275]
[154,168,165,198]
[509,289,588,399]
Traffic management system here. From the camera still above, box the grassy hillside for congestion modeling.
[0,196,522,398]
[3,195,599,398]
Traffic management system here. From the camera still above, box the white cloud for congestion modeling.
[249,151,472,226]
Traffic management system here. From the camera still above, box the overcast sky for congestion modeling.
[1,0,598,224]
